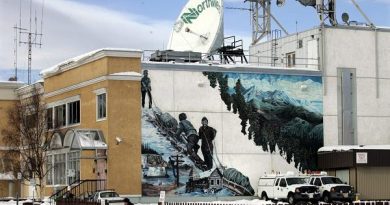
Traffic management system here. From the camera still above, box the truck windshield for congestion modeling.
[100,192,119,198]
[286,178,306,185]
[321,177,343,184]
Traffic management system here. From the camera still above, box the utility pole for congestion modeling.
[170,155,184,186]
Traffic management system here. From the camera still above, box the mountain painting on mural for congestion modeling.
[140,68,323,197]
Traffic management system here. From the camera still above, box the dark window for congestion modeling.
[287,52,296,67]
[286,177,306,185]
[298,39,303,48]
[54,104,66,128]
[47,108,53,129]
[279,178,287,187]
[97,93,106,119]
[322,177,343,185]
[309,178,314,185]
[314,178,322,186]
[68,101,80,125]
[275,178,280,186]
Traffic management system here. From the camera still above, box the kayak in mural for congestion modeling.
[141,69,323,197]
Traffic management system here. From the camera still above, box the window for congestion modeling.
[68,101,80,125]
[46,155,53,185]
[298,39,303,48]
[275,178,280,186]
[210,179,215,186]
[286,52,296,67]
[279,178,287,187]
[67,152,80,184]
[216,179,220,185]
[54,153,66,185]
[46,152,81,186]
[97,93,107,120]
[309,178,314,185]
[314,178,322,186]
[47,108,53,129]
[54,104,66,128]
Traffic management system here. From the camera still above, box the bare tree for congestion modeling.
[1,85,50,200]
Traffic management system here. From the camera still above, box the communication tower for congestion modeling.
[13,0,45,84]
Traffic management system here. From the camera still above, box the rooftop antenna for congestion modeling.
[349,0,375,28]
[243,0,289,45]
[13,0,45,84]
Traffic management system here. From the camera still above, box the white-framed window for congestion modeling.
[54,104,66,128]
[46,151,80,186]
[68,101,80,125]
[47,95,81,129]
[67,151,80,184]
[46,155,53,185]
[47,108,53,129]
[54,153,66,185]
[286,52,296,67]
[96,93,107,120]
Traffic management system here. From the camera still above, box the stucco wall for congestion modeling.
[0,100,16,145]
[141,66,323,196]
[322,28,390,146]
[43,56,142,196]
[107,80,141,195]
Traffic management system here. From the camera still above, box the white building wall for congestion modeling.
[249,28,321,68]
[250,26,390,147]
[323,27,390,145]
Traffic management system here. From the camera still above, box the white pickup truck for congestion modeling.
[309,175,355,203]
[257,174,321,204]
[91,190,128,205]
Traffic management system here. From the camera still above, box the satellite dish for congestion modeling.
[342,12,350,24]
[276,0,286,7]
[167,0,224,54]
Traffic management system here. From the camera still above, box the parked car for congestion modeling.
[91,190,126,205]
[309,175,355,203]
[257,172,321,204]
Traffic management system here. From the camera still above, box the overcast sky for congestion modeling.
[0,0,389,81]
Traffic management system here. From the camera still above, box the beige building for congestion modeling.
[0,81,24,198]
[39,48,143,197]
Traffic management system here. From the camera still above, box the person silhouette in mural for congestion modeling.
[141,70,152,109]
[199,117,216,170]
[175,113,201,161]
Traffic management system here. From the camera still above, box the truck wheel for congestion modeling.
[261,192,268,201]
[323,193,331,203]
[288,194,295,205]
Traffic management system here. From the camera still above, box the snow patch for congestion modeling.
[319,145,390,152]
[110,72,142,77]
[40,48,143,77]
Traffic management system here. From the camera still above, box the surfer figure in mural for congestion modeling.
[199,117,216,171]
[141,70,152,109]
[175,113,203,165]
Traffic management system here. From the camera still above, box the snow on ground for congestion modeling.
[133,199,285,205]
[0,199,286,205]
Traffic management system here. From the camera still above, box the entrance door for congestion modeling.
[96,150,107,190]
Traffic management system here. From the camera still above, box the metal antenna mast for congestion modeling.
[13,0,44,84]
[242,0,288,45]
[245,0,272,45]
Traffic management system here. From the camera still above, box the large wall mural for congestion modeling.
[141,69,323,197]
